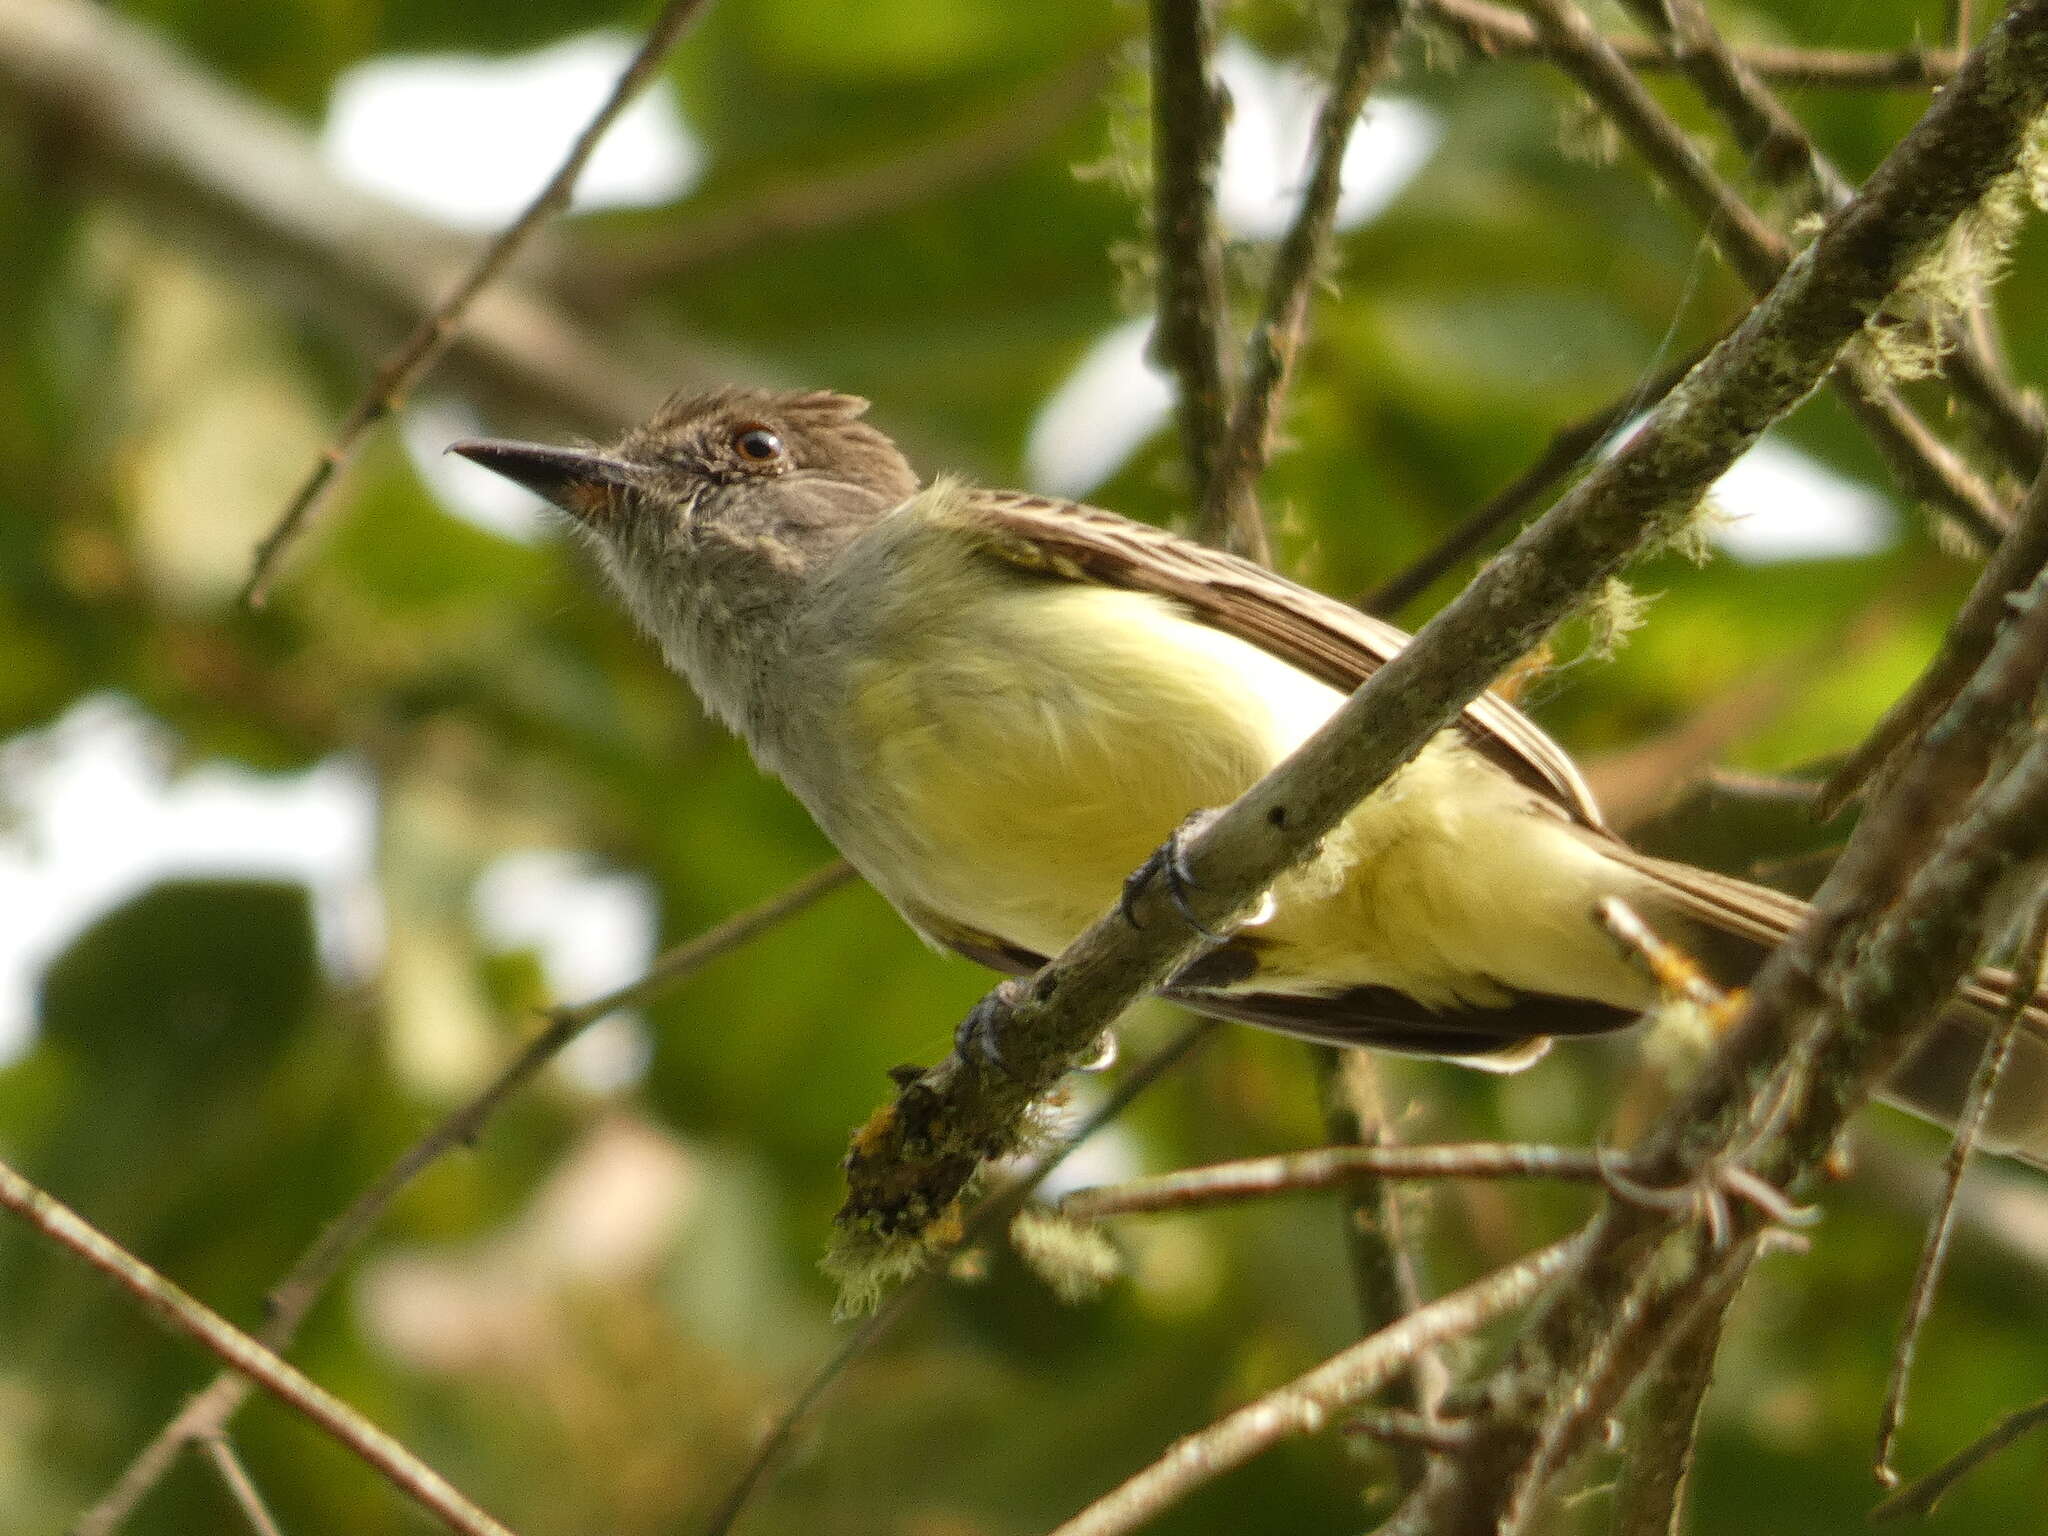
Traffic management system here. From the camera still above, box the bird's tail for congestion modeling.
[1615,849,2048,1172]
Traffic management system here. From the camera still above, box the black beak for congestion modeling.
[448,438,637,523]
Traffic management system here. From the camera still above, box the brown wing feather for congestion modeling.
[947,487,1609,831]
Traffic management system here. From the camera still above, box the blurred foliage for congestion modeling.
[1,0,2046,1533]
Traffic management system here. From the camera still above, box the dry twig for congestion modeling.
[0,1158,513,1536]
[1507,0,2011,549]
[201,1436,287,1536]
[1201,0,1408,554]
[1425,0,1964,88]
[1873,901,2048,1485]
[75,862,854,1536]
[1871,1393,2048,1520]
[1048,1235,1585,1536]
[1060,1141,1608,1219]
[240,0,719,606]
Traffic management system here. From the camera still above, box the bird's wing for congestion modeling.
[947,487,1609,831]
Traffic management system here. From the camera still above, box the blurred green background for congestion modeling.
[2,0,2046,1531]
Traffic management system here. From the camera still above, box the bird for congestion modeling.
[453,385,2048,1168]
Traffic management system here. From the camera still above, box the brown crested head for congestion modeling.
[449,386,922,541]
[623,386,921,505]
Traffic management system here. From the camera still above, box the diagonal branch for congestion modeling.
[240,0,720,607]
[1507,0,2012,550]
[1614,0,2045,479]
[826,2,2048,1303]
[0,1157,515,1536]
[1816,382,2048,818]
[1048,1235,1586,1536]
[74,862,854,1536]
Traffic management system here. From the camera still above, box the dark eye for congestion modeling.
[732,424,783,463]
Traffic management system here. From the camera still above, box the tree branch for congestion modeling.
[1147,0,1241,549]
[240,0,721,606]
[1874,902,2048,1485]
[697,1019,1217,1536]
[1060,1141,1607,1218]
[1508,0,2011,549]
[1047,1235,1586,1536]
[1424,0,1964,89]
[826,0,2048,1305]
[1871,1394,2048,1520]
[1200,0,1409,554]
[1818,454,2048,819]
[200,1435,287,1536]
[1391,382,2048,1531]
[1614,0,2045,480]
[75,863,854,1536]
[0,1157,514,1536]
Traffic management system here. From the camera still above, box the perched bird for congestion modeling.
[455,387,2048,1166]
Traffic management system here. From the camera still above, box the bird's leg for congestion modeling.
[1120,808,1228,941]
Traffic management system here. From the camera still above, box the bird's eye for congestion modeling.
[732,424,783,463]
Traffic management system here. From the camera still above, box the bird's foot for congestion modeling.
[1119,808,1227,941]
[952,984,1117,1080]
[954,980,1028,1077]
[1595,1148,1819,1250]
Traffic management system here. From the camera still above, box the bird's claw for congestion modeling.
[954,981,1027,1078]
[1595,1147,1819,1250]
[952,986,1117,1081]
[1120,808,1227,941]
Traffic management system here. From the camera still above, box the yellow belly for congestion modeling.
[837,577,1653,1014]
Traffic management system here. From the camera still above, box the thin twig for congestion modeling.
[1362,348,1705,617]
[1873,899,2048,1486]
[1818,457,2048,820]
[1424,0,1963,88]
[698,1019,1217,1536]
[1202,0,1407,556]
[1870,1394,2048,1521]
[1343,1408,1479,1454]
[1614,0,2045,480]
[239,0,718,607]
[201,1435,287,1536]
[1508,0,2010,550]
[1060,1141,1608,1218]
[0,1158,514,1536]
[1147,0,1238,545]
[75,862,853,1536]
[1046,1235,1585,1536]
[828,0,2048,1296]
[1308,1047,1441,1490]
